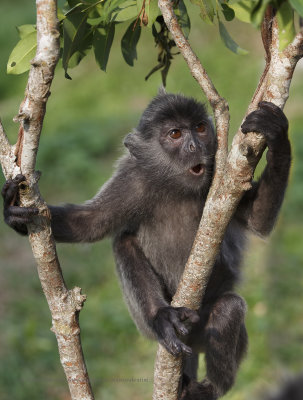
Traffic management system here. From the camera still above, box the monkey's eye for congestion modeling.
[169,129,182,139]
[196,123,206,134]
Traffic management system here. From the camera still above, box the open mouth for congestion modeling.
[189,164,205,176]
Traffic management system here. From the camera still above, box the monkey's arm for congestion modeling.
[114,233,199,356]
[49,168,146,242]
[2,161,146,243]
[237,102,291,236]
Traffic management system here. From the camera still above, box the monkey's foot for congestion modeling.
[181,379,219,400]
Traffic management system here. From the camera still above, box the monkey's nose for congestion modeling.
[189,142,196,152]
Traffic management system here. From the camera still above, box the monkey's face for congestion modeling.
[157,117,216,191]
[125,93,216,193]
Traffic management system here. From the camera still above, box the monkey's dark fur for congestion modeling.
[2,92,291,399]
[266,375,303,400]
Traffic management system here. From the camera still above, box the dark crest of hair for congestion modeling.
[137,91,208,139]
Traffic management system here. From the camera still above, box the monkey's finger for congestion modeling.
[177,307,200,324]
[160,332,192,357]
[2,175,26,205]
[5,214,33,226]
[258,101,288,130]
[169,313,189,336]
[2,181,20,207]
[258,101,284,116]
[1,181,11,199]
[7,206,39,218]
[12,174,26,185]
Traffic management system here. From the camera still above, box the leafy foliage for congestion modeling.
[6,0,303,84]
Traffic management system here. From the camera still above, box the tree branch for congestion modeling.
[0,1,94,399]
[153,2,303,400]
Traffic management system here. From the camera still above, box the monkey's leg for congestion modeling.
[182,292,248,400]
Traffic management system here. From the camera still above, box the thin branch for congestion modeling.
[0,120,20,179]
[249,6,274,111]
[0,1,94,399]
[158,0,229,171]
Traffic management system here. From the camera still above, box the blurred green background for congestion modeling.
[0,1,303,399]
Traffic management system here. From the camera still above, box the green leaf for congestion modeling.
[57,8,66,22]
[67,0,83,8]
[229,1,254,23]
[103,0,128,22]
[7,31,37,75]
[62,11,89,75]
[221,3,235,22]
[136,0,144,14]
[277,1,296,50]
[289,0,303,17]
[251,0,271,28]
[121,20,141,66]
[17,24,36,39]
[112,0,138,22]
[190,0,215,24]
[146,0,161,28]
[93,23,115,71]
[218,20,248,55]
[87,16,104,25]
[65,2,85,16]
[67,29,93,69]
[134,0,160,27]
[175,0,191,38]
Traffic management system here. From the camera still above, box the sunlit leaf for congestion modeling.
[121,20,141,66]
[93,23,115,71]
[277,1,296,51]
[112,0,138,22]
[87,16,104,25]
[7,31,36,75]
[190,0,215,24]
[146,0,161,28]
[57,8,66,21]
[104,0,128,22]
[218,21,248,55]
[229,1,254,23]
[17,24,36,39]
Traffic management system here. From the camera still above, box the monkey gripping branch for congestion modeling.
[0,1,303,400]
[0,1,94,399]
[153,2,303,400]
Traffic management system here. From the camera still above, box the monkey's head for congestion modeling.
[124,92,216,193]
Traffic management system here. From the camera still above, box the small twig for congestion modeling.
[158,0,229,175]
[249,5,275,111]
[14,125,24,167]
[0,120,19,179]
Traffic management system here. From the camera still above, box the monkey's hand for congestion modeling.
[152,306,199,356]
[241,101,289,153]
[2,174,39,235]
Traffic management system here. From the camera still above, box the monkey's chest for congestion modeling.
[137,199,203,296]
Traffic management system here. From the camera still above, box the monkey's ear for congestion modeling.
[208,116,216,136]
[158,85,167,96]
[124,130,141,158]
